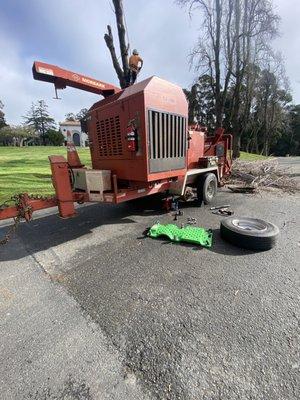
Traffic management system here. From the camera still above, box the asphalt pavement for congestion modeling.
[0,188,299,399]
[277,157,300,177]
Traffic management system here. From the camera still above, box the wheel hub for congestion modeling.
[232,218,267,232]
[207,180,215,197]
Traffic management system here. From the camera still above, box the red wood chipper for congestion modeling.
[0,61,232,227]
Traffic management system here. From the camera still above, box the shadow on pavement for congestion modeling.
[0,193,254,261]
[0,194,165,262]
[208,228,256,256]
[142,229,254,256]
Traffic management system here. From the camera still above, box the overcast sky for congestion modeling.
[0,0,299,125]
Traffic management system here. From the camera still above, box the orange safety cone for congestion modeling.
[66,130,84,168]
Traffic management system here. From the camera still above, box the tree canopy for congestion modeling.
[65,108,89,122]
[0,125,36,146]
[23,100,56,145]
[180,0,297,156]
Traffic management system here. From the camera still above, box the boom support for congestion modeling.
[32,61,120,97]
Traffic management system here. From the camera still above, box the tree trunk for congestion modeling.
[104,0,129,89]
[246,139,250,153]
[214,0,222,127]
[221,0,234,118]
[233,133,241,158]
[264,139,269,156]
[104,25,126,88]
[112,0,129,76]
[41,112,46,145]
[232,0,241,158]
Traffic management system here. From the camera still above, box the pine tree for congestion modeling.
[184,75,215,132]
[23,100,56,145]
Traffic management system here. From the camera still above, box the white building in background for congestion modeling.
[59,120,88,147]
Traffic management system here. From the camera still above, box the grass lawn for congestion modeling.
[0,146,271,204]
[0,146,91,203]
[239,151,271,161]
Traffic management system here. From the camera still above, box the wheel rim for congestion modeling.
[232,218,267,232]
[207,180,215,198]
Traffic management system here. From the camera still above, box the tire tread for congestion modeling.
[220,218,279,251]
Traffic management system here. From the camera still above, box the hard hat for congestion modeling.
[133,49,139,55]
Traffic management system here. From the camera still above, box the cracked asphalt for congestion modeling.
[0,187,299,399]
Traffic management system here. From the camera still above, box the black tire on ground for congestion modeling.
[196,173,218,205]
[220,217,279,251]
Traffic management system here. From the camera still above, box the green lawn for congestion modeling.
[239,151,271,161]
[0,146,271,204]
[0,146,91,204]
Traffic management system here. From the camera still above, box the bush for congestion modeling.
[46,130,65,146]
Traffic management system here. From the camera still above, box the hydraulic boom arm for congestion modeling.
[32,61,120,98]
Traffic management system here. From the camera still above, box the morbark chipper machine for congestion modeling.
[0,61,232,226]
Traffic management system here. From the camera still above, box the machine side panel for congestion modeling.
[89,93,148,182]
[187,130,205,169]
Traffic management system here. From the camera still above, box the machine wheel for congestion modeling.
[220,217,279,251]
[197,173,217,205]
[182,186,194,202]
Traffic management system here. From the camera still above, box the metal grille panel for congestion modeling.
[96,115,122,157]
[148,110,186,173]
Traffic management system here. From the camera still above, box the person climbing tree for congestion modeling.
[127,49,143,86]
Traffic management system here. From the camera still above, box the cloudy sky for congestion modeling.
[0,0,299,125]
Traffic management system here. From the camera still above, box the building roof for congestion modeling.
[59,120,81,126]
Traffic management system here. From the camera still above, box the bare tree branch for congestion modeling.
[104,25,126,88]
[112,0,129,76]
[104,0,130,88]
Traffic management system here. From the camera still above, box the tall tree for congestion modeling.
[23,100,56,145]
[254,68,291,155]
[184,74,215,130]
[287,105,300,155]
[231,0,241,156]
[182,0,235,130]
[0,101,7,129]
[104,0,129,88]
[270,105,299,156]
[230,0,280,157]
[179,0,280,157]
